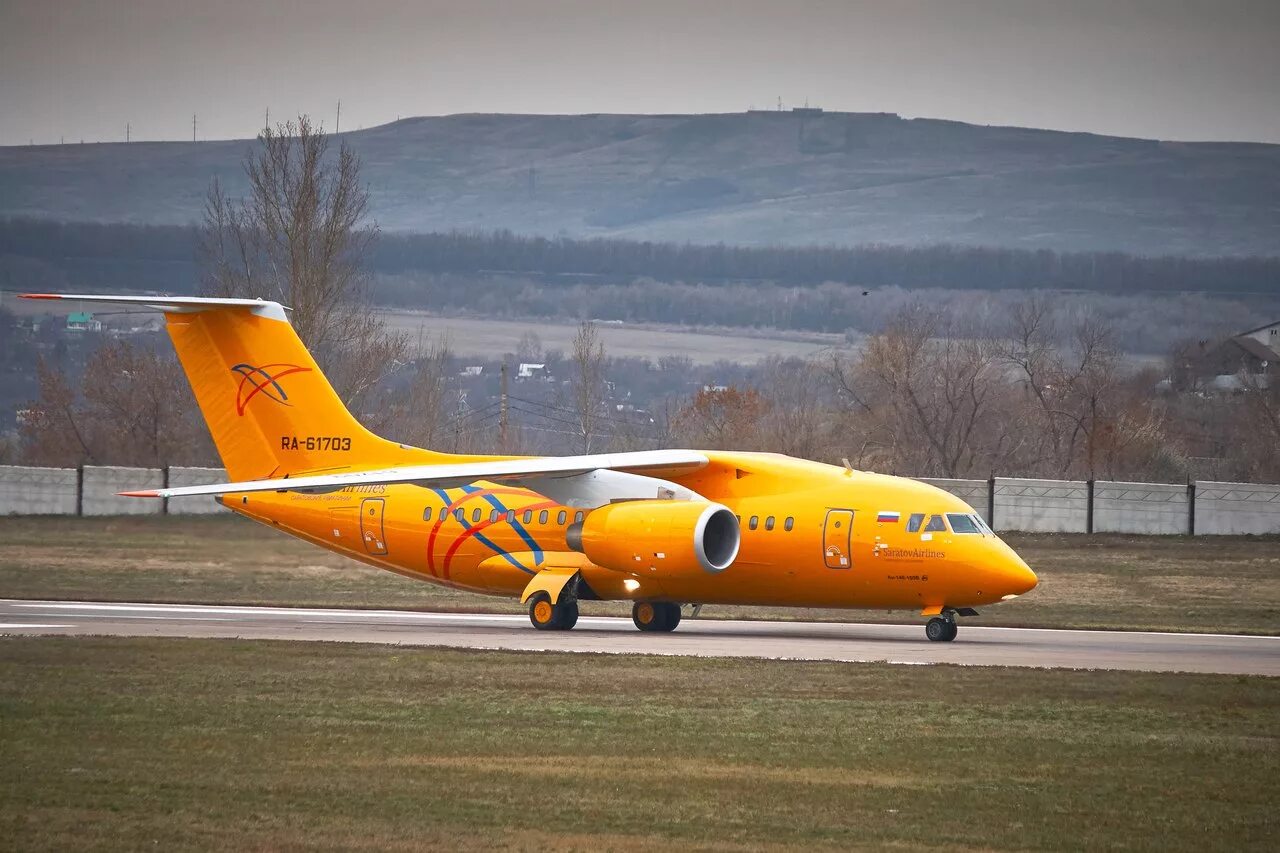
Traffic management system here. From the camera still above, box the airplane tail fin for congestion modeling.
[21,294,432,481]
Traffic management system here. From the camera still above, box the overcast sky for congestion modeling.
[3,0,1278,146]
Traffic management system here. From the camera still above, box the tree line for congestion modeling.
[2,217,1277,297]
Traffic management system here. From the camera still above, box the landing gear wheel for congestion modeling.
[528,592,579,631]
[632,601,681,632]
[925,616,957,642]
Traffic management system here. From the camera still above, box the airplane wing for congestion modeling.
[121,449,710,502]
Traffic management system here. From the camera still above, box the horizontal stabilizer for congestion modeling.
[119,449,710,501]
[21,293,289,322]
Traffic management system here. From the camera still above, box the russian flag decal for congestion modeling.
[876,511,900,523]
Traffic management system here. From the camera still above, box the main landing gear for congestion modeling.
[925,613,958,642]
[527,591,578,631]
[632,601,681,632]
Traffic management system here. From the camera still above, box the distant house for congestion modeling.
[459,365,484,377]
[1239,320,1280,350]
[65,312,101,333]
[517,363,551,381]
[1174,320,1278,392]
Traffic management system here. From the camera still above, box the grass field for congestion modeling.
[377,310,852,365]
[1,637,1275,851]
[1,516,1276,635]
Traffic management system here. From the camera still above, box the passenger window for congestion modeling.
[523,510,533,524]
[907,513,925,533]
[539,510,549,524]
[454,508,465,523]
[765,516,775,531]
[472,508,482,522]
[506,510,515,523]
[784,517,794,531]
[749,516,759,530]
[423,507,433,521]
[490,509,501,523]
[557,510,567,525]
[924,514,947,532]
[947,513,980,534]
[574,511,584,524]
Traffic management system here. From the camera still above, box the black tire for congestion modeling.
[925,617,955,642]
[529,593,578,631]
[944,620,958,641]
[633,601,681,632]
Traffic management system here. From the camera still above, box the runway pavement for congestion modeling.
[2,599,1277,675]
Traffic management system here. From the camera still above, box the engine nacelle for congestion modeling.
[567,500,740,578]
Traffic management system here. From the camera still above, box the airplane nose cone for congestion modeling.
[989,539,1038,600]
[1006,560,1039,596]
[998,552,1038,598]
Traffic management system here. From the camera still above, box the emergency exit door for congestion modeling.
[823,509,854,569]
[361,498,388,556]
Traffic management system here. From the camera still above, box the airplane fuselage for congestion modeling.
[227,451,1037,613]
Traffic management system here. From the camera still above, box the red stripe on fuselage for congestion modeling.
[440,499,558,579]
[425,487,548,577]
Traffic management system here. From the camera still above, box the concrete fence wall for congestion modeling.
[82,466,163,516]
[993,478,1090,533]
[2,465,1279,535]
[0,465,227,517]
[0,466,79,515]
[1196,481,1280,535]
[1094,481,1190,536]
[165,467,229,516]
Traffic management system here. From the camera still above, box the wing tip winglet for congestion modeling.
[118,489,162,498]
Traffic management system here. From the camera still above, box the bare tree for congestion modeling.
[200,115,406,408]
[378,336,455,450]
[671,386,771,451]
[754,357,832,459]
[569,322,607,453]
[21,341,215,467]
[851,307,1003,477]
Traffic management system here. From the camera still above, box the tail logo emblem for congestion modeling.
[231,363,313,415]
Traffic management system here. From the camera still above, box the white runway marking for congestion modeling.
[2,599,1277,676]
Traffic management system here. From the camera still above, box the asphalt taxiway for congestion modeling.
[3,599,1277,675]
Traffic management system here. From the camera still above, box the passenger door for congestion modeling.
[360,498,388,556]
[823,509,854,569]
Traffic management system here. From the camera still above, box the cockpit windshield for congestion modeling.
[947,513,981,534]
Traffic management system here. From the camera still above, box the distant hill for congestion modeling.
[2,111,1278,256]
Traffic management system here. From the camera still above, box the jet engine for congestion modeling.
[566,500,740,578]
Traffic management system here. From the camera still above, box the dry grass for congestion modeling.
[0,516,1276,634]
[0,638,1275,851]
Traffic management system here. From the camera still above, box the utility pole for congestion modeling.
[335,99,341,134]
[499,362,509,448]
[126,123,130,143]
[265,107,270,131]
[192,114,197,142]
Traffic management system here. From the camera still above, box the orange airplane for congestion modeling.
[23,293,1037,641]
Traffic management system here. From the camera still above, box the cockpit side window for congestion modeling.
[906,513,925,533]
[947,513,980,534]
[924,514,947,532]
[974,514,995,536]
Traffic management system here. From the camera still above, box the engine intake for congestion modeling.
[567,501,740,577]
